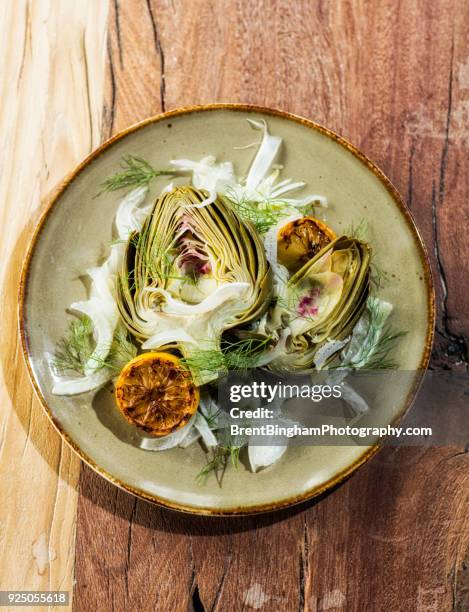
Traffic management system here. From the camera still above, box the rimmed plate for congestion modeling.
[19,104,434,515]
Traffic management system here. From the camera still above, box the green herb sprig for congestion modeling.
[345,218,368,241]
[337,298,407,371]
[359,326,406,370]
[196,437,243,485]
[181,336,272,377]
[222,188,291,233]
[53,315,94,375]
[98,155,174,195]
[53,316,136,375]
[370,261,390,290]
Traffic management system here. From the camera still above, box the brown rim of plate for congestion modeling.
[17,103,436,516]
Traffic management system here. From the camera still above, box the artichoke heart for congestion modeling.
[116,187,272,378]
[269,236,371,370]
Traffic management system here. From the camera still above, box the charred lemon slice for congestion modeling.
[278,217,336,272]
[115,352,199,437]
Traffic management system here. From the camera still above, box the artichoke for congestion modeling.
[268,236,371,370]
[117,187,271,379]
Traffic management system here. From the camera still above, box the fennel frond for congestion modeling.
[360,326,406,369]
[340,297,407,370]
[98,155,174,195]
[370,261,390,289]
[53,317,137,375]
[196,438,242,485]
[181,336,272,377]
[53,315,94,375]
[345,218,368,241]
[222,189,287,233]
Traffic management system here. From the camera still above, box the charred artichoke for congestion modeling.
[269,236,371,370]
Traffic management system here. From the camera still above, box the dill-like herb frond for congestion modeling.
[97,155,174,195]
[342,298,407,370]
[181,336,272,377]
[222,189,287,233]
[107,326,138,370]
[360,326,406,369]
[204,407,221,429]
[53,315,94,374]
[370,261,390,290]
[196,438,242,485]
[53,317,137,375]
[345,218,368,240]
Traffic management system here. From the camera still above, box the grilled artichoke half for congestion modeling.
[269,236,371,371]
[116,187,271,379]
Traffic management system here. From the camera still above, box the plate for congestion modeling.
[19,105,434,515]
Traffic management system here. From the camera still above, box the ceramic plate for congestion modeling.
[19,105,434,515]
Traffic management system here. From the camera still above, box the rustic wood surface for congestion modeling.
[0,0,108,606]
[1,0,468,610]
[74,1,469,611]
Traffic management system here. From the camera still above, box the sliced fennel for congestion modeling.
[139,412,197,451]
[52,365,112,396]
[52,187,150,395]
[194,413,218,449]
[323,297,405,414]
[170,156,236,206]
[171,119,327,225]
[248,444,287,472]
[244,119,282,192]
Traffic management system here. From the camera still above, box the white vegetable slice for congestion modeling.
[138,413,196,451]
[170,156,236,207]
[140,282,254,377]
[340,381,369,414]
[314,338,350,370]
[170,122,327,213]
[248,444,287,472]
[194,413,218,449]
[115,185,149,238]
[341,297,393,367]
[245,119,282,192]
[142,282,250,317]
[141,329,197,349]
[70,298,116,376]
[52,367,112,395]
[52,187,151,395]
[178,427,201,449]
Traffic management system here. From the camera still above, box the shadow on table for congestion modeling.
[77,461,349,535]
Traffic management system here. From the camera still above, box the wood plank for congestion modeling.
[73,1,469,610]
[0,0,109,604]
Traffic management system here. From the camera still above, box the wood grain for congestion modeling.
[70,0,467,609]
[0,0,108,605]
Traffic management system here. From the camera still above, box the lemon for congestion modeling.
[115,352,199,437]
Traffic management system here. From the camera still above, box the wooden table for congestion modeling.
[1,1,468,610]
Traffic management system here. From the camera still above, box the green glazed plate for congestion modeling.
[19,105,434,515]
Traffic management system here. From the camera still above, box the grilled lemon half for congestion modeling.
[115,352,199,437]
[277,216,336,272]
